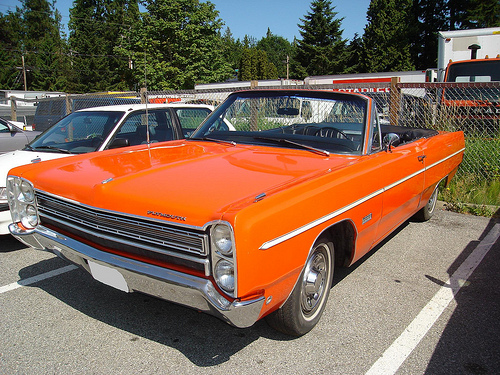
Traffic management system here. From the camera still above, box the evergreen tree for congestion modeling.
[238,48,278,81]
[295,0,347,78]
[410,0,448,70]
[466,0,500,28]
[360,0,415,73]
[0,9,24,89]
[344,33,363,73]
[21,0,67,91]
[68,0,140,92]
[447,0,471,29]
[221,28,243,79]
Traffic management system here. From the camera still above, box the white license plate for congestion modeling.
[88,261,129,292]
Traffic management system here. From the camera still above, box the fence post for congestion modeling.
[140,87,147,104]
[389,76,401,126]
[65,95,72,114]
[10,97,17,122]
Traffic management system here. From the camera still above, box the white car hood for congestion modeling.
[0,150,69,187]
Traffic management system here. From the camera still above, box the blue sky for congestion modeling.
[6,0,370,41]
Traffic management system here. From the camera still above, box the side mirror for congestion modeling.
[108,138,130,149]
[383,133,400,152]
[7,123,19,133]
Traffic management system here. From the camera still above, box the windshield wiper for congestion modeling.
[31,145,73,154]
[253,136,330,156]
[190,137,236,146]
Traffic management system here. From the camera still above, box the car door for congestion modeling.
[374,139,426,243]
[0,121,30,154]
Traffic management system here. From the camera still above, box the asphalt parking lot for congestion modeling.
[1,208,499,375]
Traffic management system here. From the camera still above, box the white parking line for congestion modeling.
[366,223,500,375]
[0,265,78,294]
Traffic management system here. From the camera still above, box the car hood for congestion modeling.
[13,141,357,227]
[0,150,69,187]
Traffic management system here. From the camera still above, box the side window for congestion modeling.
[115,110,174,145]
[0,122,9,132]
[174,108,211,137]
[50,100,65,115]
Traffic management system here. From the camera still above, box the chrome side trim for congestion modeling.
[9,223,265,328]
[260,147,465,250]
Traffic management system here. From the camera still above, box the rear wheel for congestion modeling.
[266,237,334,336]
[414,183,439,221]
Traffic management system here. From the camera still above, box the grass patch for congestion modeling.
[439,175,500,217]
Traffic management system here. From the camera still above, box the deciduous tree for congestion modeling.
[68,0,140,92]
[257,29,294,79]
[119,0,232,90]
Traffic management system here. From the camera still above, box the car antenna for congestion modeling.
[144,48,150,145]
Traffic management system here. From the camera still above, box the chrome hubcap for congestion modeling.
[301,247,328,316]
[427,186,438,213]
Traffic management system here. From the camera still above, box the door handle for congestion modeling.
[418,155,427,162]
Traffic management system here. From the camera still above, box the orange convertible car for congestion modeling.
[8,90,465,336]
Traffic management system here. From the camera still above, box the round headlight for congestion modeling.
[214,259,234,294]
[21,204,38,228]
[20,180,34,202]
[212,224,233,256]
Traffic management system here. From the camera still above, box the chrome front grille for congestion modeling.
[35,191,209,267]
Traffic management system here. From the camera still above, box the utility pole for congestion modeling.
[286,55,289,80]
[22,55,27,91]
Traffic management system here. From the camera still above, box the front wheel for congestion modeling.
[266,237,334,336]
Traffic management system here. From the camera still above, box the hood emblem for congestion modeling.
[147,211,187,221]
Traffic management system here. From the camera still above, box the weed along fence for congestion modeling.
[5,82,499,205]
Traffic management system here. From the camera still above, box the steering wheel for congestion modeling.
[315,127,349,140]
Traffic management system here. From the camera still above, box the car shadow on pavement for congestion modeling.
[0,234,27,252]
[424,216,500,374]
[17,257,294,366]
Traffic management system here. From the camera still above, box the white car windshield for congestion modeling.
[27,111,124,154]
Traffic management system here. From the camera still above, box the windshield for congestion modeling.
[28,111,124,154]
[446,60,500,83]
[444,60,500,102]
[191,91,367,155]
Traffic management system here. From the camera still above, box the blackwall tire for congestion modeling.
[266,237,334,336]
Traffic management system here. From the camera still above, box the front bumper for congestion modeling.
[0,206,12,235]
[10,223,265,328]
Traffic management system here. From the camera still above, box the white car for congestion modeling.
[0,103,215,234]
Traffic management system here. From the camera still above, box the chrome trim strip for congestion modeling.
[260,147,465,250]
[35,189,206,232]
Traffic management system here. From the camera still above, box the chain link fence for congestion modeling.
[6,82,499,188]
